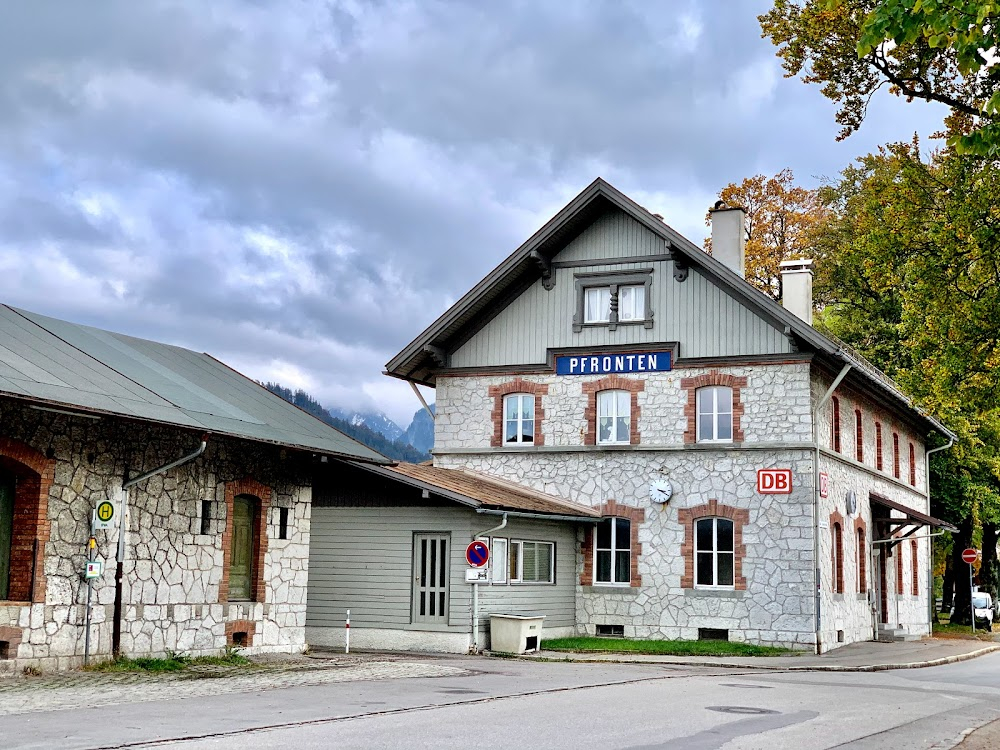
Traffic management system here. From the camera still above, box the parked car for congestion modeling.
[972,593,995,631]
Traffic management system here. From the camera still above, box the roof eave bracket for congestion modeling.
[423,344,447,368]
[667,242,689,283]
[529,250,555,290]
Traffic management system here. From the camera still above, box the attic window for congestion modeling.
[573,270,653,332]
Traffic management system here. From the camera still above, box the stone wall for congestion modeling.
[0,400,313,671]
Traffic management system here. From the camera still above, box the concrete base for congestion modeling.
[307,624,579,655]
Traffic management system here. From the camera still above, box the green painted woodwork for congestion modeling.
[229,495,255,601]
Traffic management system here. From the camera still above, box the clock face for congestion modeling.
[650,477,673,503]
[845,491,857,516]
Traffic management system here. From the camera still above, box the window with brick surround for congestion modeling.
[580,501,644,588]
[855,409,864,463]
[832,396,842,452]
[875,422,884,471]
[582,377,643,446]
[678,500,748,590]
[503,393,535,444]
[489,379,548,447]
[896,544,904,593]
[696,386,733,443]
[909,443,916,486]
[911,539,919,595]
[0,470,12,600]
[597,390,631,445]
[893,432,900,479]
[594,517,631,585]
[680,371,746,445]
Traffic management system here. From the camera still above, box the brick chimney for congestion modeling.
[780,259,814,325]
[709,201,746,279]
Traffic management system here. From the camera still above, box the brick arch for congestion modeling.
[489,379,549,447]
[581,376,644,446]
[220,478,272,604]
[0,437,55,603]
[580,501,645,587]
[678,499,749,590]
[679,370,747,444]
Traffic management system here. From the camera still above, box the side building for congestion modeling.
[0,305,387,671]
[385,179,955,652]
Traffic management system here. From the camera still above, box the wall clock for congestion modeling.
[845,490,857,517]
[649,476,673,504]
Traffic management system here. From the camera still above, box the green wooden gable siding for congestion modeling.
[450,210,792,368]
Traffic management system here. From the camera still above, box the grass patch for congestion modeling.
[540,637,793,657]
[85,649,252,673]
[932,621,996,641]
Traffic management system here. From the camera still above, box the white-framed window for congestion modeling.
[595,517,631,585]
[489,537,508,584]
[597,390,631,445]
[695,517,735,588]
[618,284,645,321]
[696,386,733,443]
[584,287,612,323]
[503,393,535,444]
[509,540,554,584]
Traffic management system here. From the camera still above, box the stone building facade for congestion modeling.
[387,179,953,653]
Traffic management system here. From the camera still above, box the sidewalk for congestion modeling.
[523,638,1000,672]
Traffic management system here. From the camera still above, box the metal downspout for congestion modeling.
[924,436,955,628]
[471,513,508,654]
[813,362,852,655]
[112,437,208,657]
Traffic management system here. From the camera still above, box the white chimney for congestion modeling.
[709,202,746,279]
[780,259,814,325]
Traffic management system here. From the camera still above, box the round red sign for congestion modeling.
[962,548,979,564]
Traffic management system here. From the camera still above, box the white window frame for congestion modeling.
[489,537,508,585]
[694,517,735,589]
[594,517,631,586]
[502,393,535,444]
[618,284,645,321]
[696,386,733,443]
[583,286,611,324]
[508,539,554,584]
[597,390,631,446]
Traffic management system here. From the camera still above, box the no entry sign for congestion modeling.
[466,540,489,568]
[962,548,979,565]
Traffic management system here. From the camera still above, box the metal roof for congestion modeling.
[0,305,390,464]
[386,177,954,441]
[353,461,600,520]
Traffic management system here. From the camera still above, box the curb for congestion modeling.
[519,644,1000,673]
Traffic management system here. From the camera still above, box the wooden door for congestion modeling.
[0,473,13,600]
[878,549,889,624]
[412,533,449,624]
[230,495,255,601]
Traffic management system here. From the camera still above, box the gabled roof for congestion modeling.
[0,305,390,464]
[386,178,953,440]
[354,461,600,520]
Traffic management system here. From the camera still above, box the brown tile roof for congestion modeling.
[381,462,600,519]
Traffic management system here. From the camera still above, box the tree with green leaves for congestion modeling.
[760,1,1000,155]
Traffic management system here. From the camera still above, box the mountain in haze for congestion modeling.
[404,405,435,454]
[329,408,404,442]
[264,383,430,463]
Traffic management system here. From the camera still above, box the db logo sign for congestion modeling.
[757,469,793,494]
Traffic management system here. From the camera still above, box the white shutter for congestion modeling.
[490,538,508,584]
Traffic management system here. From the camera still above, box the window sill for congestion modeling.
[581,585,639,595]
[684,588,744,599]
[832,593,845,601]
[0,601,32,607]
[857,593,869,601]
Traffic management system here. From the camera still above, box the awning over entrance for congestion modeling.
[871,493,958,547]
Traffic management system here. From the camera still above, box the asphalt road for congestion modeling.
[4,653,1000,750]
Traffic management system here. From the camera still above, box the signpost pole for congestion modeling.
[345,609,350,654]
[970,561,976,634]
[84,511,96,666]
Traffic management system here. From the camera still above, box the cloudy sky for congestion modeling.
[0,0,947,428]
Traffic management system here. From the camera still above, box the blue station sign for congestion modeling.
[555,350,672,376]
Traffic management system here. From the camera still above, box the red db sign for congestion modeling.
[757,469,792,494]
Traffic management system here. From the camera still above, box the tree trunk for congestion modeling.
[981,522,999,604]
[950,517,975,625]
[941,546,954,614]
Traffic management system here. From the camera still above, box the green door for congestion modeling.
[0,472,14,600]
[229,495,254,601]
